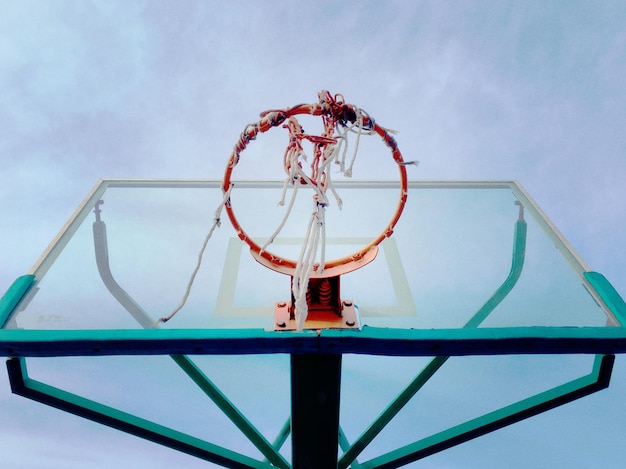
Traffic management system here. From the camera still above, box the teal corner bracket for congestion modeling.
[584,271,626,326]
[0,274,35,328]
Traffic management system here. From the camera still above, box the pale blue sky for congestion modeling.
[1,1,625,467]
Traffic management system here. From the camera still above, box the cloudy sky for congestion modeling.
[1,1,625,468]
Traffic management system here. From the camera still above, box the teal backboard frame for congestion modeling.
[2,179,626,468]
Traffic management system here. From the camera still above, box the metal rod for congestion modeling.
[171,354,290,468]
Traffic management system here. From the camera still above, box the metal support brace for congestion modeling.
[92,213,289,468]
[339,209,528,468]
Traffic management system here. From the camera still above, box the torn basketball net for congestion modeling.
[156,90,414,330]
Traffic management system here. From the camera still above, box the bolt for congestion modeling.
[276,321,287,328]
[277,301,287,308]
[343,300,353,307]
[346,320,356,327]
[514,200,525,221]
[94,200,104,222]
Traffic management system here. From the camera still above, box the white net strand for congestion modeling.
[153,184,233,326]
[293,201,326,330]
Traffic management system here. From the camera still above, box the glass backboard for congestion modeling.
[1,179,625,352]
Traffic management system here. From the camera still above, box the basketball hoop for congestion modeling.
[223,91,409,278]
[222,91,411,330]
